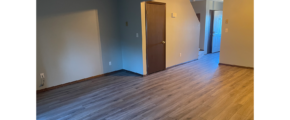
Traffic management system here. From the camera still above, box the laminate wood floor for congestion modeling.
[37,53,253,120]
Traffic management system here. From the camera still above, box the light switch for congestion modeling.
[172,13,177,18]
[225,28,228,32]
[136,33,139,37]
[225,19,229,24]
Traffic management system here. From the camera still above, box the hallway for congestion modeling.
[37,53,253,120]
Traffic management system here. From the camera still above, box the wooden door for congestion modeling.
[211,11,223,53]
[146,2,166,74]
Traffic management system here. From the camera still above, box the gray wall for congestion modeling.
[120,0,200,75]
[37,0,203,90]
[211,1,223,10]
[191,0,207,51]
[37,0,123,90]
[191,0,223,53]
[118,0,150,75]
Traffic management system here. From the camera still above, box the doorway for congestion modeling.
[145,2,166,74]
[208,10,223,53]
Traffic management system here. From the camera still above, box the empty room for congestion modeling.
[36,0,253,119]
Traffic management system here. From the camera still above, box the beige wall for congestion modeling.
[220,0,254,67]
[151,0,200,68]
[37,0,123,90]
[141,2,147,75]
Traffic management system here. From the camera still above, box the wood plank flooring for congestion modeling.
[37,53,253,120]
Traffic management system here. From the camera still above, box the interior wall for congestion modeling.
[37,0,203,89]
[37,0,123,90]
[120,0,200,75]
[203,0,212,53]
[118,0,150,75]
[211,1,223,10]
[205,1,224,54]
[219,0,254,67]
[191,1,207,51]
[191,0,223,54]
[141,2,147,75]
[151,0,200,68]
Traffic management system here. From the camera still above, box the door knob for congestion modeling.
[162,41,166,44]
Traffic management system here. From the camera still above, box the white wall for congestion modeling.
[220,0,254,67]
[151,0,200,68]
[37,0,123,90]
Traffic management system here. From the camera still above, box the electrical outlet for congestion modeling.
[40,73,45,87]
[109,61,112,66]
[136,33,139,38]
[180,53,182,57]
[40,73,45,78]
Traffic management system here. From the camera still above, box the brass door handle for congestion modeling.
[162,41,166,44]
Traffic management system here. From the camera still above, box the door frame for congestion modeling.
[208,10,223,54]
[145,1,166,74]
